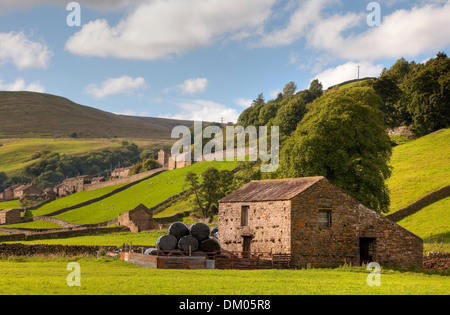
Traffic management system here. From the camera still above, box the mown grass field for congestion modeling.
[387,128,450,214]
[0,257,447,295]
[53,160,238,225]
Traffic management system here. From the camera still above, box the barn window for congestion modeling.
[241,205,249,227]
[318,209,332,229]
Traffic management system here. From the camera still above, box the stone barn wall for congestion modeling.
[219,200,291,254]
[290,179,423,269]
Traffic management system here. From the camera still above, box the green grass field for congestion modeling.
[0,200,19,210]
[0,257,447,295]
[27,183,125,218]
[397,196,450,254]
[53,160,238,225]
[387,128,450,214]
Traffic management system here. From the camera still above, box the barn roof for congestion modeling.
[219,177,325,203]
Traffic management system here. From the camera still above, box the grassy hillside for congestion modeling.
[27,183,126,218]
[387,128,450,214]
[0,91,192,139]
[397,196,450,240]
[52,160,238,225]
[0,137,164,176]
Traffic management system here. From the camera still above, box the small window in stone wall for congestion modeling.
[318,209,332,228]
[241,205,249,227]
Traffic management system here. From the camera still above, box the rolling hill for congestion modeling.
[387,128,450,213]
[0,91,192,139]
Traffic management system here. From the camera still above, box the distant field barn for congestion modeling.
[218,177,423,269]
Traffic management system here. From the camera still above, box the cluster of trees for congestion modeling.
[372,52,450,136]
[184,167,234,219]
[238,80,323,141]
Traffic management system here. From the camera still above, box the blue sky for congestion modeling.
[0,0,449,123]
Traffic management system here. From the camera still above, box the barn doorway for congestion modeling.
[359,237,376,265]
[242,236,252,258]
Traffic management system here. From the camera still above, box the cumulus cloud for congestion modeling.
[0,31,52,70]
[312,61,384,89]
[166,78,209,95]
[85,75,147,99]
[161,100,240,123]
[258,0,335,47]
[235,98,253,108]
[308,1,450,60]
[65,0,276,60]
[0,78,46,93]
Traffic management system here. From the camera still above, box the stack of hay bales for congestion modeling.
[145,222,220,256]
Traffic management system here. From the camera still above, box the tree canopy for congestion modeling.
[278,87,392,213]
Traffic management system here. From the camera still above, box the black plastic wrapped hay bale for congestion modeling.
[168,222,189,240]
[178,235,199,252]
[144,248,159,256]
[200,237,221,253]
[168,250,185,257]
[191,250,208,257]
[155,235,178,251]
[189,222,210,242]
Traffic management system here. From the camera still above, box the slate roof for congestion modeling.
[219,177,325,203]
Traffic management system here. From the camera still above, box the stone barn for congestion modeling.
[218,177,423,269]
[0,209,21,225]
[118,204,157,233]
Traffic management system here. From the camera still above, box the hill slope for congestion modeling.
[387,128,450,214]
[0,91,192,139]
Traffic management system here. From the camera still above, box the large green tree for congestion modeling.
[278,87,392,213]
[185,167,234,219]
[401,52,450,136]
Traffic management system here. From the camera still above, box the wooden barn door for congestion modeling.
[242,236,252,258]
[359,237,376,265]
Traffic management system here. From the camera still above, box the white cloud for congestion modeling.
[85,75,147,99]
[258,0,335,47]
[312,61,384,89]
[161,100,240,123]
[66,0,276,60]
[235,98,253,108]
[269,89,282,99]
[307,1,450,61]
[0,78,46,93]
[173,78,209,95]
[0,31,52,70]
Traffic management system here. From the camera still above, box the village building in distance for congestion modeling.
[219,177,423,269]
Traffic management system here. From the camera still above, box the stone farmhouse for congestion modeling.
[13,184,44,199]
[158,149,194,171]
[111,167,132,179]
[0,184,22,200]
[158,149,170,168]
[57,175,92,196]
[218,177,423,269]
